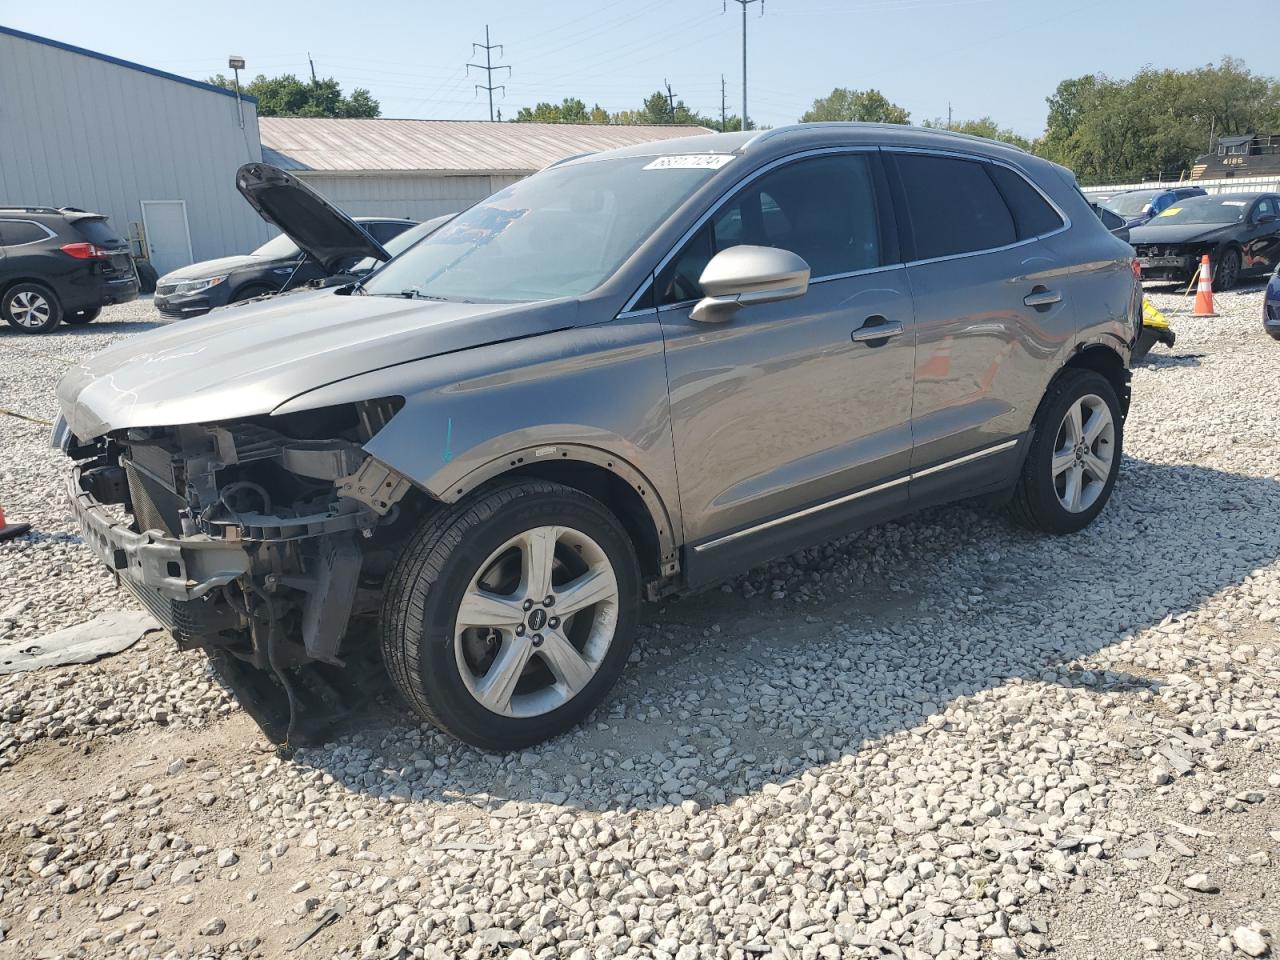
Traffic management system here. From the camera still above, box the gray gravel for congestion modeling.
[0,286,1277,959]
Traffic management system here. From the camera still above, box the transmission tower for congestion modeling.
[724,0,763,131]
[467,25,511,121]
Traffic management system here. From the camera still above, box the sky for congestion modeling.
[5,0,1272,137]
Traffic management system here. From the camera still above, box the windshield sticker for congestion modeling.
[643,154,735,171]
[1220,200,1247,206]
[1158,207,1181,217]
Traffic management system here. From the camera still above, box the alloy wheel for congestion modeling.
[1052,393,1115,513]
[10,290,52,330]
[453,525,619,718]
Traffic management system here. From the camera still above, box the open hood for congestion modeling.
[236,162,390,274]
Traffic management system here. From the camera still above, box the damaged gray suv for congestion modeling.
[54,126,1140,750]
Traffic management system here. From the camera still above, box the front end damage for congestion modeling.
[57,398,418,744]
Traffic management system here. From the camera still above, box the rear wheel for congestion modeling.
[1009,369,1122,534]
[1212,247,1241,292]
[3,282,62,334]
[380,479,640,751]
[64,306,101,325]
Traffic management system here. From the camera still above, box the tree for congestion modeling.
[515,97,610,124]
[1035,59,1280,184]
[800,88,909,124]
[922,116,1031,151]
[208,73,381,118]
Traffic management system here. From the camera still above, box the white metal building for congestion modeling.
[259,117,710,221]
[0,26,269,276]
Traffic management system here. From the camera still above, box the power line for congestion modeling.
[723,0,763,131]
[467,24,511,121]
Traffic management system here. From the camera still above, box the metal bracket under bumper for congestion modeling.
[67,470,250,601]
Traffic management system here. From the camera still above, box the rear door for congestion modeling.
[886,150,1074,500]
[656,150,916,571]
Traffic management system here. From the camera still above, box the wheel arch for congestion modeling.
[440,444,679,582]
[1058,341,1130,419]
[1,277,61,303]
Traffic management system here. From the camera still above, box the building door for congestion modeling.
[140,201,193,277]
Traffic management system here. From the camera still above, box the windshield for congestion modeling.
[352,215,451,274]
[1103,191,1160,216]
[1152,196,1249,225]
[252,233,301,259]
[362,155,727,302]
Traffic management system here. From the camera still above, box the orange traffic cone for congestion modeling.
[0,502,31,543]
[1192,254,1217,317]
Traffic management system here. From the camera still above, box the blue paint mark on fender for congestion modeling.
[442,417,454,463]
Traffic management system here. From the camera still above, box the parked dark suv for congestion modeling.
[1,207,139,334]
[56,128,1139,750]
[153,209,416,319]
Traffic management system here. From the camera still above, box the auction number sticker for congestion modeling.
[1158,207,1181,217]
[643,154,735,170]
[1220,200,1247,206]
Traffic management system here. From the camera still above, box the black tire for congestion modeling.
[380,479,641,751]
[64,306,101,325]
[1212,247,1240,292]
[1008,369,1123,535]
[134,261,158,295]
[230,284,274,303]
[2,282,62,334]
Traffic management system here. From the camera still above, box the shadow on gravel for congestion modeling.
[282,456,1280,812]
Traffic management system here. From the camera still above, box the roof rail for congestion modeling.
[0,206,62,215]
[744,121,1031,154]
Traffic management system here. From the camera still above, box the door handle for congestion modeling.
[1023,287,1062,309]
[851,316,903,344]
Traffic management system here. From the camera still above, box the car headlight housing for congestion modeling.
[171,275,228,296]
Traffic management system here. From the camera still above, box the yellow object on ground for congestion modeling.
[1142,299,1171,329]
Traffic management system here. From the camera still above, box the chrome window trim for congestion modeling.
[0,218,57,248]
[884,146,1071,266]
[625,143,1072,315]
[692,438,1020,553]
[622,145,881,314]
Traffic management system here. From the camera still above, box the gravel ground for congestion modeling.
[0,287,1277,960]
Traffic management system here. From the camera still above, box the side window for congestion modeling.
[366,221,407,245]
[987,165,1064,239]
[658,153,882,305]
[0,220,50,246]
[893,153,1016,260]
[1254,198,1275,219]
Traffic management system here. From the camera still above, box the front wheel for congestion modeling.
[380,479,640,751]
[1212,247,1240,292]
[3,282,62,334]
[1009,369,1122,534]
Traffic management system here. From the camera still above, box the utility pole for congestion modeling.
[467,25,511,122]
[665,79,678,122]
[947,102,952,129]
[308,53,318,85]
[724,0,763,131]
[721,74,727,131]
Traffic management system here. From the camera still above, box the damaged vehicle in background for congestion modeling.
[54,129,1138,751]
[1130,191,1280,290]
[153,166,416,319]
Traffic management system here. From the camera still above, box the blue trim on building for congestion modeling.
[0,25,258,103]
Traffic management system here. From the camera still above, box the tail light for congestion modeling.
[1131,258,1142,281]
[60,242,110,260]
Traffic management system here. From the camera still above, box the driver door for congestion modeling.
[653,151,916,580]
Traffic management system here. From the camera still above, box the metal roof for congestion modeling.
[0,25,255,102]
[258,117,714,176]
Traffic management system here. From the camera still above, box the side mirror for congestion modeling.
[690,245,810,323]
[1256,213,1278,225]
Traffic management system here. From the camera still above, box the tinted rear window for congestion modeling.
[72,218,123,245]
[365,220,413,244]
[893,154,1016,260]
[987,165,1063,239]
[0,220,50,246]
